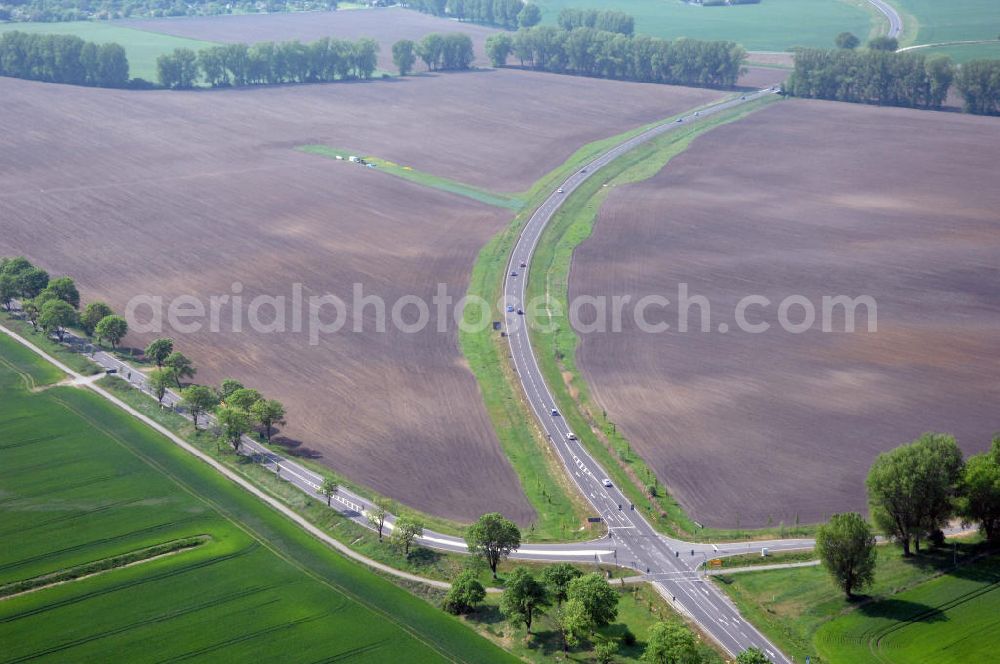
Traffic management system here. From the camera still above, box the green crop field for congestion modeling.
[0,333,515,663]
[0,21,216,82]
[813,555,1000,663]
[893,0,1000,45]
[905,41,1000,63]
[532,0,876,51]
[715,539,999,663]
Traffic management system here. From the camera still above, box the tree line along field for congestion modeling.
[0,71,720,525]
[567,98,1000,529]
[124,6,503,72]
[0,20,216,81]
[531,0,876,51]
[0,333,516,663]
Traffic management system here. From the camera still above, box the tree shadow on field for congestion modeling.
[856,598,947,624]
[270,435,323,459]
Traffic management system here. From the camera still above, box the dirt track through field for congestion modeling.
[0,71,718,523]
[570,99,1000,528]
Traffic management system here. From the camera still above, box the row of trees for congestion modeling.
[390,32,474,74]
[0,31,130,88]
[790,44,1000,115]
[556,8,634,36]
[1,256,130,348]
[205,377,288,450]
[955,59,1000,116]
[816,433,1000,598]
[786,47,955,110]
[409,0,539,29]
[156,36,380,89]
[0,0,335,22]
[485,27,745,88]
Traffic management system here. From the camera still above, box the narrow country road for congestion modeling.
[868,0,903,39]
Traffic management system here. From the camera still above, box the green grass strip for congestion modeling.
[297,145,525,210]
[0,537,208,599]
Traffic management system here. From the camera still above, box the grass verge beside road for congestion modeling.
[522,96,816,541]
[714,537,995,663]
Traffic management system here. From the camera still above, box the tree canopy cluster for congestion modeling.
[211,376,287,448]
[0,0,334,23]
[955,59,1000,116]
[410,0,539,29]
[0,31,129,87]
[868,432,1000,555]
[486,27,745,88]
[786,47,955,110]
[157,36,379,89]
[556,8,634,36]
[1,256,130,348]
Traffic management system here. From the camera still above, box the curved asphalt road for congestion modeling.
[868,0,903,39]
[499,88,793,662]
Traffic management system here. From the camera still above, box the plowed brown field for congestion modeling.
[570,99,1000,528]
[0,71,719,522]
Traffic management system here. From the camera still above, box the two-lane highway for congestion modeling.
[501,88,793,662]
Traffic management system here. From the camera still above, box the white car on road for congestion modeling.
[602,478,613,488]
[566,432,577,441]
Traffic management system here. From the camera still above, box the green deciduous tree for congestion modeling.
[148,368,175,405]
[144,338,174,367]
[485,33,513,67]
[80,301,113,335]
[320,478,339,506]
[44,276,80,308]
[442,570,485,614]
[367,498,392,540]
[0,274,17,311]
[250,398,286,441]
[595,639,619,664]
[518,3,541,28]
[390,516,424,556]
[641,621,697,664]
[500,567,550,633]
[541,562,583,605]
[217,378,244,401]
[17,267,49,299]
[217,406,251,452]
[736,647,770,664]
[958,436,1000,542]
[835,32,860,49]
[94,314,128,349]
[956,59,1000,115]
[867,433,964,555]
[557,597,590,649]
[392,39,417,76]
[180,384,217,429]
[466,512,521,578]
[816,512,877,598]
[566,573,618,630]
[163,351,195,386]
[868,36,898,51]
[226,387,263,411]
[38,299,76,341]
